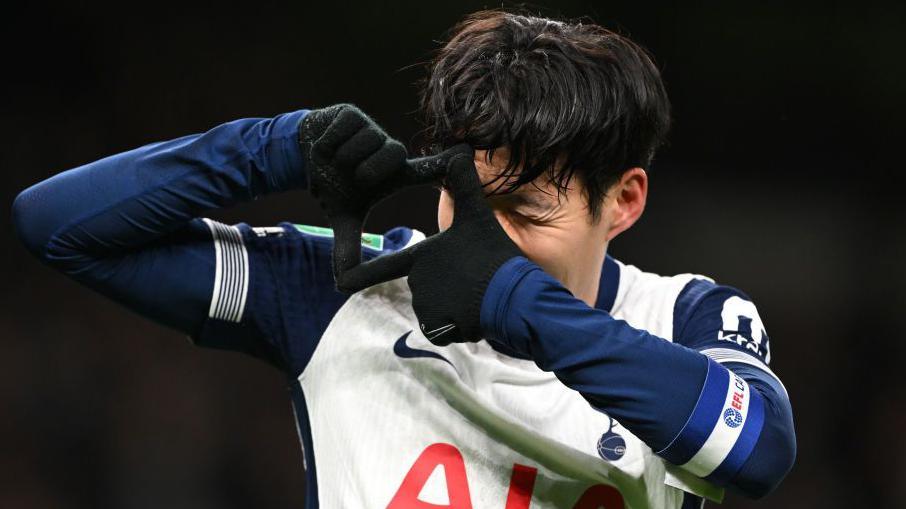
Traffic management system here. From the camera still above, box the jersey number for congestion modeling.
[387,443,625,508]
[718,296,770,363]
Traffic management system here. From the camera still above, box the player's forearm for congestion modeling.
[481,257,794,497]
[481,257,708,447]
[11,110,309,267]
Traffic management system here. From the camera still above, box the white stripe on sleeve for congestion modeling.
[203,219,249,323]
[700,347,786,394]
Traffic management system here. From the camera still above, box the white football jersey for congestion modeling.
[296,253,725,508]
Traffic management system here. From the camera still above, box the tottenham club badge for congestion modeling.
[596,416,626,462]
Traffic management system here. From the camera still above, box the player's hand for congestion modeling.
[299,104,458,281]
[336,145,523,345]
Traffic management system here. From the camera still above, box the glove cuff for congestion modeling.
[467,258,510,339]
[297,109,326,194]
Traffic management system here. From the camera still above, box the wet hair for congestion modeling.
[420,10,671,218]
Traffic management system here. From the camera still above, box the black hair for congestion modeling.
[420,10,671,218]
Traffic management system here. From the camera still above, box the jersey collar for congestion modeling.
[595,255,620,313]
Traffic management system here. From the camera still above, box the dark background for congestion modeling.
[2,1,904,508]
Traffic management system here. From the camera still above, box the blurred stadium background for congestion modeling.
[1,1,904,507]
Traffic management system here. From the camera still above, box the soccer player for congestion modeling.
[12,10,795,509]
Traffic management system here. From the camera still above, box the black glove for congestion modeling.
[337,144,523,345]
[299,104,454,281]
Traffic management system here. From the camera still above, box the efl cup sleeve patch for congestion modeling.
[203,219,249,323]
[658,359,765,485]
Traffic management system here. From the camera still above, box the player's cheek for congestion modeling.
[493,214,550,267]
[519,225,581,282]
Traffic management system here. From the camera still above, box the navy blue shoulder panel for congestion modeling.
[239,224,412,376]
[673,278,718,344]
[672,278,771,367]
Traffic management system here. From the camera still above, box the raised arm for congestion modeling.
[11,111,310,364]
[12,105,460,370]
[480,259,796,499]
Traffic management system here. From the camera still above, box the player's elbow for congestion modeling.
[11,185,50,259]
[731,401,797,499]
[11,184,87,272]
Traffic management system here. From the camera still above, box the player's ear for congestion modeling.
[604,167,647,241]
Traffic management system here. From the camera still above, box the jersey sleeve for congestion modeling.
[12,107,420,373]
[194,222,415,373]
[671,279,796,498]
[674,279,774,376]
[11,110,309,368]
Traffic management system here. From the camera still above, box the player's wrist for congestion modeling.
[297,105,340,196]
[257,109,310,193]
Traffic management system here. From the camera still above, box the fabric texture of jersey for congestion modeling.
[300,276,691,508]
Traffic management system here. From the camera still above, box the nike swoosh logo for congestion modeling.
[393,331,454,368]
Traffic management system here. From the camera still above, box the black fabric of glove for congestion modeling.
[337,145,523,345]
[299,104,454,281]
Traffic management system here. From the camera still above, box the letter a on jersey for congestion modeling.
[388,443,473,508]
